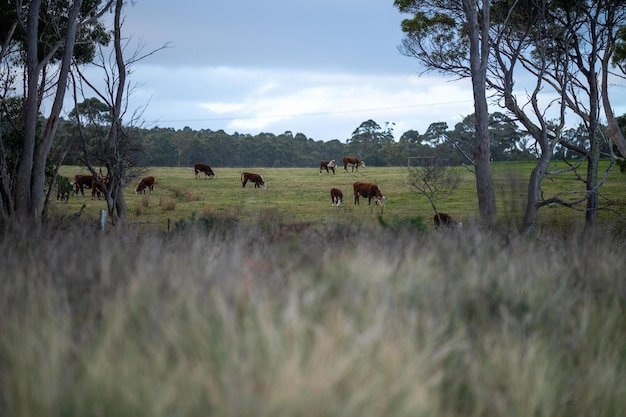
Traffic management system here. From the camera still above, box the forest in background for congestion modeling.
[58,113,622,168]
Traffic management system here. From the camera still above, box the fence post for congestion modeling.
[99,209,106,231]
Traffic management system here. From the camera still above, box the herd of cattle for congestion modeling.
[64,157,461,229]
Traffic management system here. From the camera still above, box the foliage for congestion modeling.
[62,114,607,169]
[1,0,110,65]
[0,0,113,223]
[407,157,462,214]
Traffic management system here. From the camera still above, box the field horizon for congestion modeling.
[54,162,626,234]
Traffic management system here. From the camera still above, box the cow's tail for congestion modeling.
[241,172,245,185]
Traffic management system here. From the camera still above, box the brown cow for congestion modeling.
[73,174,95,197]
[353,181,385,205]
[433,212,462,230]
[91,178,109,200]
[194,163,215,179]
[135,176,155,194]
[343,156,365,172]
[320,160,337,174]
[241,172,266,188]
[330,188,343,206]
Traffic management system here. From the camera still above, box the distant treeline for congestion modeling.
[61,116,614,168]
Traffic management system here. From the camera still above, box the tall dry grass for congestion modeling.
[0,217,624,417]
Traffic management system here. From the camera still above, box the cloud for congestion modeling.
[128,65,475,140]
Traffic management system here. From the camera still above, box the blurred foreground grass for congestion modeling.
[1,217,625,417]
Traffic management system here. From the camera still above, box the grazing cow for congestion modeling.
[73,174,95,197]
[241,172,266,188]
[343,156,365,172]
[330,188,343,206]
[75,173,109,200]
[194,163,215,179]
[91,178,109,200]
[353,181,386,206]
[135,176,155,194]
[320,160,337,174]
[433,212,462,230]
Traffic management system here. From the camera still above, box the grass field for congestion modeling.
[56,161,626,233]
[1,208,625,417]
[1,162,625,417]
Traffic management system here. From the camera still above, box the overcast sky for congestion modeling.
[84,0,473,142]
[86,0,624,143]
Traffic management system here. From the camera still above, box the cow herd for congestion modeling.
[322,157,386,213]
[65,156,461,229]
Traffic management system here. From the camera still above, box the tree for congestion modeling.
[447,113,526,163]
[395,0,496,227]
[346,120,394,166]
[71,0,167,226]
[407,156,461,216]
[490,0,626,231]
[0,0,112,225]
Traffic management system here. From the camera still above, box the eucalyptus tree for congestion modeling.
[395,0,496,226]
[447,112,526,163]
[346,119,395,166]
[0,0,112,225]
[490,0,626,230]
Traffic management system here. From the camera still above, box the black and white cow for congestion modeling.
[320,160,337,174]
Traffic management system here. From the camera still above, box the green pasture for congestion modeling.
[56,161,626,232]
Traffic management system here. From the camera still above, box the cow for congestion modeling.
[343,156,365,172]
[433,212,462,230]
[135,176,155,194]
[91,178,109,200]
[320,160,337,175]
[73,174,95,197]
[353,181,386,206]
[74,172,109,200]
[330,188,343,206]
[194,163,215,179]
[241,172,266,188]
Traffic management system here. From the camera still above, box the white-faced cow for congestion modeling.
[320,160,337,175]
[241,172,266,188]
[330,188,343,206]
[433,212,463,230]
[135,176,155,194]
[353,181,386,206]
[194,163,215,179]
[343,156,365,172]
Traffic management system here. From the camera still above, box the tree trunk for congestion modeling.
[14,0,42,221]
[601,41,626,159]
[32,0,82,224]
[15,0,83,224]
[464,0,496,227]
[523,151,551,235]
[586,131,600,227]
